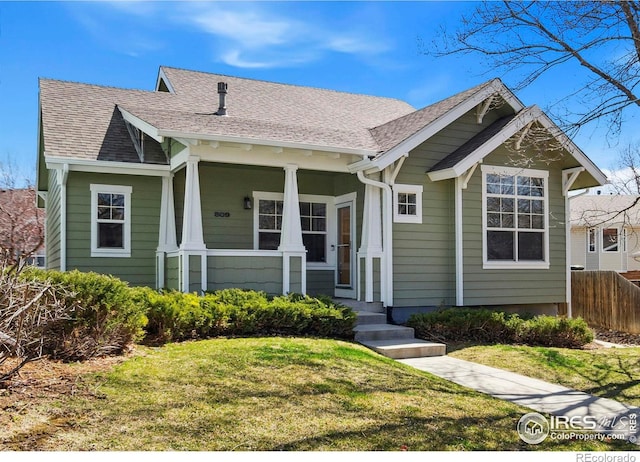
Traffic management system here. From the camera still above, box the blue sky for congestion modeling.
[0,1,636,185]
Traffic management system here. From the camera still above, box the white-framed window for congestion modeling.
[587,228,596,253]
[393,184,423,224]
[90,184,132,258]
[481,165,549,269]
[253,192,331,265]
[601,227,627,253]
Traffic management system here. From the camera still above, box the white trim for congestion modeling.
[334,195,357,299]
[118,108,164,143]
[207,249,282,257]
[180,156,206,251]
[455,176,464,306]
[362,79,525,173]
[155,68,175,94]
[393,184,423,224]
[562,167,585,196]
[46,156,170,177]
[356,170,393,307]
[89,184,132,258]
[184,143,357,174]
[427,106,607,189]
[58,165,69,271]
[481,165,550,270]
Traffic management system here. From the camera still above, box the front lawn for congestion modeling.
[1,338,628,451]
[450,344,640,407]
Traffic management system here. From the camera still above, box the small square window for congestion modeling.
[393,184,423,224]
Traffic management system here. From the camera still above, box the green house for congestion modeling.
[36,66,606,321]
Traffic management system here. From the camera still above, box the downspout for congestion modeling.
[357,170,393,307]
[59,163,69,271]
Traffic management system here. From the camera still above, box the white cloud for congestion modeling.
[190,9,296,49]
[177,3,389,69]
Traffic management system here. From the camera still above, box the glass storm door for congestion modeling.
[335,202,355,298]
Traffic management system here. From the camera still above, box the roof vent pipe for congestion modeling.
[217,82,228,116]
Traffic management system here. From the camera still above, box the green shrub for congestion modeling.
[22,268,147,360]
[407,307,593,348]
[142,289,355,343]
[522,316,594,348]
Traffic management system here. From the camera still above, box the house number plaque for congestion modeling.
[214,212,230,218]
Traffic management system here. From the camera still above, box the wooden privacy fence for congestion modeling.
[568,271,640,334]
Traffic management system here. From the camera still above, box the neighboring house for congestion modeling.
[0,187,45,266]
[36,66,606,319]
[570,194,640,273]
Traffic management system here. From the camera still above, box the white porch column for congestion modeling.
[358,184,383,302]
[278,164,306,294]
[156,174,178,289]
[455,176,464,306]
[180,156,207,293]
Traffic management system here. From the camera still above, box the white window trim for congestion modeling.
[253,191,336,269]
[393,184,423,224]
[587,228,596,253]
[598,225,627,255]
[481,165,550,270]
[90,184,132,258]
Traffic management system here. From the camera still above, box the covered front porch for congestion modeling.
[153,145,386,301]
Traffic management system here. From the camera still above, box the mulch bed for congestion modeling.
[593,327,640,346]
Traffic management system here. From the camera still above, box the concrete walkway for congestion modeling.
[399,356,640,444]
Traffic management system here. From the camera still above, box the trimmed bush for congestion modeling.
[140,288,356,343]
[407,307,593,348]
[522,315,593,348]
[21,269,147,360]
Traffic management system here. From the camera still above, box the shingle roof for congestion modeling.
[39,79,169,164]
[39,66,502,164]
[370,80,498,153]
[428,114,515,173]
[570,195,640,226]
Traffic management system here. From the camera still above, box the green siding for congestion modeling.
[289,256,302,294]
[166,255,179,290]
[46,169,62,270]
[173,167,185,245]
[65,172,161,286]
[391,105,569,308]
[307,270,333,296]
[188,254,202,293]
[461,145,567,305]
[207,255,283,294]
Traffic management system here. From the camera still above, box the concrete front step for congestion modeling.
[362,339,446,359]
[353,323,415,342]
[355,311,387,326]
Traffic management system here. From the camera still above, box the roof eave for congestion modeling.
[371,79,525,172]
[426,106,608,188]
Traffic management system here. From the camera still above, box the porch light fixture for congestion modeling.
[243,196,252,210]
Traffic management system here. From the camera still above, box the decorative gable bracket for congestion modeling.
[514,121,535,150]
[562,167,585,196]
[476,95,495,124]
[124,120,145,163]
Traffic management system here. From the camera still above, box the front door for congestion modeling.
[335,201,355,298]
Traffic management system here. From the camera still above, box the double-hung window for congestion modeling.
[255,193,328,263]
[90,184,132,257]
[482,166,549,269]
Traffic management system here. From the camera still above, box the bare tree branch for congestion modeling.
[429,1,640,137]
